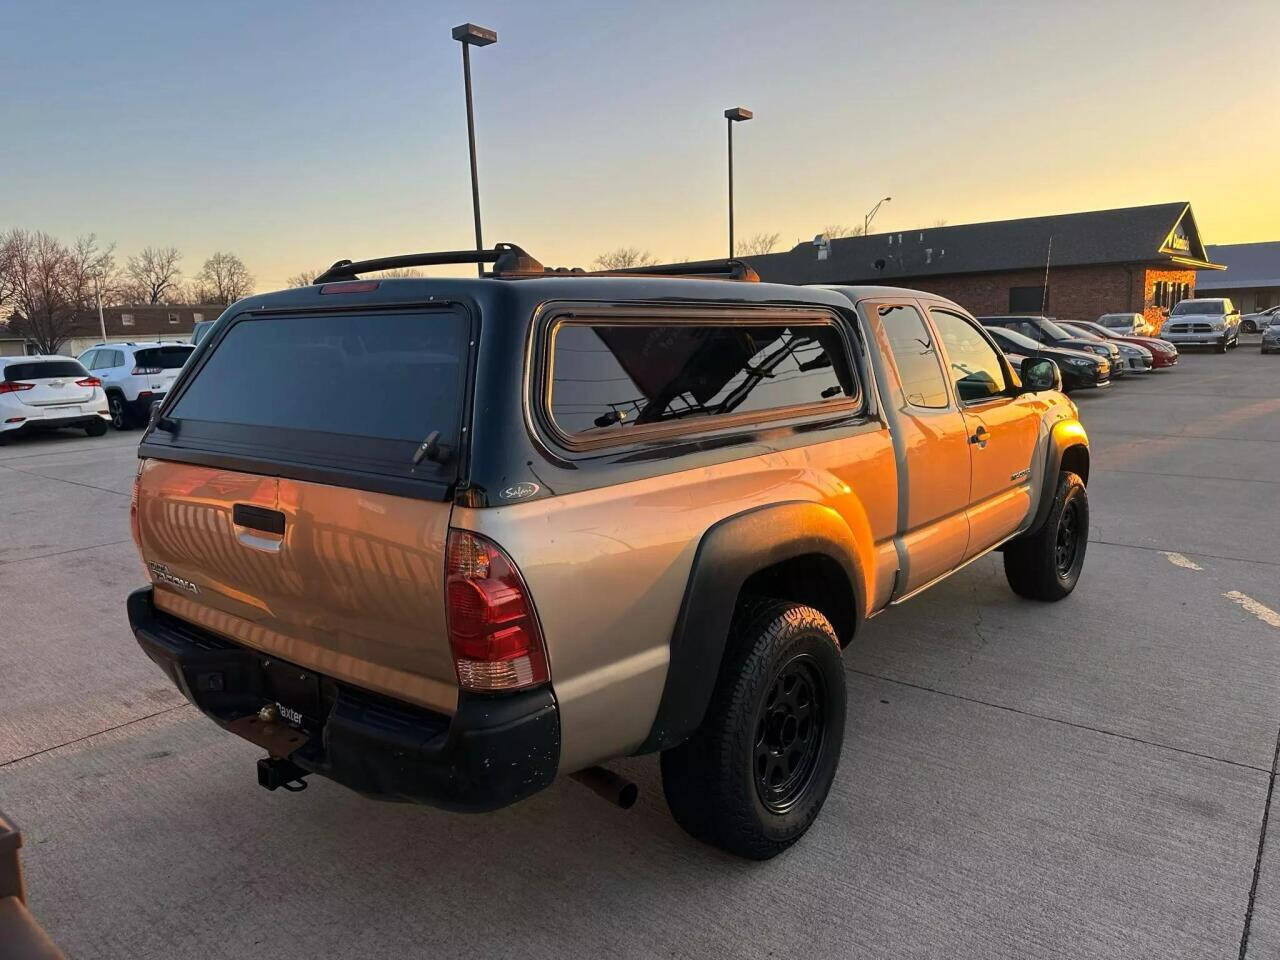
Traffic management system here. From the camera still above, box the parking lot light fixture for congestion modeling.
[724,107,753,258]
[864,196,892,235]
[452,23,498,276]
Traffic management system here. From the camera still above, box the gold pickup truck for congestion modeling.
[127,247,1089,860]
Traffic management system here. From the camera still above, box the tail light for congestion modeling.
[132,366,162,375]
[446,530,548,692]
[0,381,34,394]
[76,376,102,388]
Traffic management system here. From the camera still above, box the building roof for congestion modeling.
[742,202,1222,285]
[1196,242,1280,291]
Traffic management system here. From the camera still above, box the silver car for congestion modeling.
[1261,317,1280,354]
[1159,298,1241,353]
[1243,305,1280,334]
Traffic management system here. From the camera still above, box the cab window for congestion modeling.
[930,310,1007,404]
[877,304,949,408]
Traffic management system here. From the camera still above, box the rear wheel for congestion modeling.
[661,599,846,860]
[107,393,132,430]
[1003,470,1088,601]
[85,418,108,437]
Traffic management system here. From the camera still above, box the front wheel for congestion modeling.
[1003,471,1088,601]
[1215,337,1228,354]
[1244,320,1258,334]
[661,600,846,860]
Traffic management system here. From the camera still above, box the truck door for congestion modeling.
[863,301,971,595]
[928,308,1040,559]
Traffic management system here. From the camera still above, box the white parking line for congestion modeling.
[1162,552,1204,571]
[1225,591,1280,629]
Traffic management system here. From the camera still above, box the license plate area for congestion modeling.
[257,656,323,729]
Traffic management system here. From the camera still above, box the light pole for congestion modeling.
[94,273,107,343]
[452,22,497,276]
[724,107,753,257]
[864,196,892,236]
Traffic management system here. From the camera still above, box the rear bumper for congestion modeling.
[127,587,560,812]
[1,402,109,432]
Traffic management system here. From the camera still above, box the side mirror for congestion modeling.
[1020,357,1061,393]
[148,399,163,425]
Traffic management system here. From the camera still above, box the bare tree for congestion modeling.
[193,251,254,305]
[737,232,781,256]
[593,247,657,270]
[820,224,864,241]
[286,270,316,288]
[373,267,424,278]
[2,230,113,354]
[932,219,949,228]
[126,246,182,304]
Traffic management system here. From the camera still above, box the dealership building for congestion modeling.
[743,202,1223,327]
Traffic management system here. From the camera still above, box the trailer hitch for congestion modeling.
[257,756,309,793]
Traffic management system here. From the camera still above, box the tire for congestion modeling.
[661,599,846,860]
[1244,320,1257,334]
[1214,337,1227,354]
[84,418,108,437]
[1003,471,1088,601]
[107,393,132,430]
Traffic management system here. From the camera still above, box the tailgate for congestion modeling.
[138,460,458,714]
[133,304,475,717]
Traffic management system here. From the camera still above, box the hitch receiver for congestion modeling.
[257,757,309,793]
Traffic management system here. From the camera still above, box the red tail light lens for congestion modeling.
[76,376,102,388]
[0,381,34,394]
[132,366,162,375]
[446,530,548,691]
[320,280,381,295]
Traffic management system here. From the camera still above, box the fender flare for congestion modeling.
[634,500,865,755]
[1026,419,1090,536]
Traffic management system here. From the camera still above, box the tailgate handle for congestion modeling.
[233,504,285,535]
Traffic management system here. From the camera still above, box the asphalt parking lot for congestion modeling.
[2,337,1278,959]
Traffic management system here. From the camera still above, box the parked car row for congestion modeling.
[979,314,1179,392]
[0,339,196,442]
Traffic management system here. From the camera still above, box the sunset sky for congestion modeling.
[3,0,1277,293]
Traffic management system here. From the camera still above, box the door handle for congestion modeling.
[969,425,989,448]
[233,503,285,535]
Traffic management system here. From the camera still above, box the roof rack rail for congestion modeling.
[598,257,760,282]
[312,243,544,283]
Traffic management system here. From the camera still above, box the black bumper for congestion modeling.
[127,587,560,812]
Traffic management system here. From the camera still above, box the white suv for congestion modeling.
[0,356,110,438]
[77,341,195,429]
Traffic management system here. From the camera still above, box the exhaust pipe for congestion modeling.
[570,766,638,809]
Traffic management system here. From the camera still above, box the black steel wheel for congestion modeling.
[753,655,827,814]
[661,599,846,860]
[1054,498,1082,578]
[1004,470,1089,601]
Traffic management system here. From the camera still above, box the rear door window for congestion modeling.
[164,308,470,483]
[876,304,950,408]
[134,346,194,369]
[542,311,858,446]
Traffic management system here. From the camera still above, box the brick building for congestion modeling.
[742,202,1223,328]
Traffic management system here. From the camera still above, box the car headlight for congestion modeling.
[1212,320,1225,330]
[1065,357,1094,368]
[1087,344,1108,356]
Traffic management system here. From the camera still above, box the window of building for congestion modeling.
[192,312,203,323]
[930,310,1007,404]
[120,313,134,327]
[1009,286,1047,313]
[168,312,179,325]
[877,304,950,408]
[544,315,858,444]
